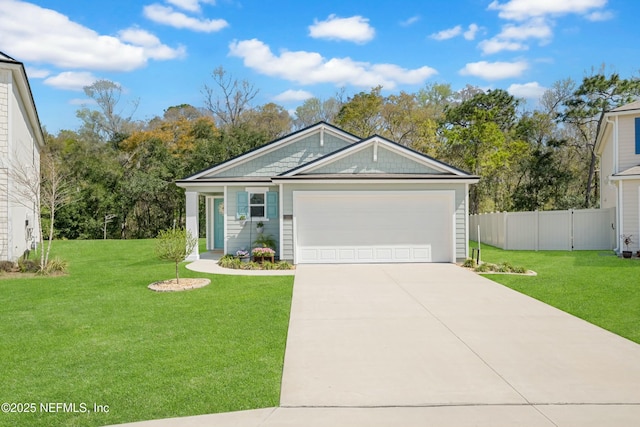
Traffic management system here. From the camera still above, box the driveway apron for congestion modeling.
[280,264,640,411]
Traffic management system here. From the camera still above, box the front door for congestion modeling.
[214,198,224,249]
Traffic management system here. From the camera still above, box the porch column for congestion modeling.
[185,191,199,261]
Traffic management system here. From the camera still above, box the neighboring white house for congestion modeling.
[177,122,479,264]
[596,100,640,253]
[0,52,44,261]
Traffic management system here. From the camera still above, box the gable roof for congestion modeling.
[181,121,360,181]
[0,52,45,149]
[278,134,474,178]
[610,100,640,113]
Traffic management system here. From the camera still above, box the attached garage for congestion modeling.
[293,190,455,264]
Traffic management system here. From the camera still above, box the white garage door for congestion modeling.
[294,191,454,264]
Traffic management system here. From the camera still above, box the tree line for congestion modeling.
[42,66,640,239]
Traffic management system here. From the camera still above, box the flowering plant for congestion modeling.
[235,249,249,258]
[252,247,275,257]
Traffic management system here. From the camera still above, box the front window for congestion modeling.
[249,193,265,218]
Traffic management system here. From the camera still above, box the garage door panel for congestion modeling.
[297,245,433,263]
[294,191,452,264]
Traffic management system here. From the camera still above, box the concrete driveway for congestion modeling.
[110,263,640,427]
[281,263,640,422]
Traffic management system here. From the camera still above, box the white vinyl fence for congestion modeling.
[469,208,616,251]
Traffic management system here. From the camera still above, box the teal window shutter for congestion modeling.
[635,118,640,154]
[236,191,248,218]
[266,192,278,219]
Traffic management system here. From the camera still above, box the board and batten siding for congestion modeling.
[620,182,640,252]
[225,186,280,256]
[0,70,9,257]
[280,182,468,261]
[617,116,640,171]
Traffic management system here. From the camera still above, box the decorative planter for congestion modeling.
[622,251,633,259]
[253,255,275,263]
[240,256,250,263]
[256,226,264,234]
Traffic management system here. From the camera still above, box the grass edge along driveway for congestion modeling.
[472,241,640,345]
[0,239,294,427]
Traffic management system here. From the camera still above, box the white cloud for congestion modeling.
[143,4,228,32]
[44,71,98,91]
[499,19,552,40]
[586,10,614,21]
[308,15,375,44]
[459,60,529,80]
[478,38,527,54]
[508,81,547,98]
[463,24,480,40]
[431,24,480,41]
[165,0,216,13]
[0,0,184,72]
[430,25,462,41]
[273,89,314,102]
[488,0,608,21]
[479,17,552,54]
[229,39,437,89]
[25,67,50,79]
[400,15,421,27]
[118,27,187,60]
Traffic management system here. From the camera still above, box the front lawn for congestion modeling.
[0,240,294,427]
[472,242,640,344]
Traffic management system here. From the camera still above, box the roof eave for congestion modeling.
[1,57,45,149]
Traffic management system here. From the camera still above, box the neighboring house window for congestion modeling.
[236,191,278,219]
[636,118,640,154]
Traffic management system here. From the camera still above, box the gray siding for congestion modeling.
[307,145,443,175]
[225,186,281,256]
[281,182,468,261]
[212,133,350,178]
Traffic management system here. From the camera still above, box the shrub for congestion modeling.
[276,261,293,270]
[462,258,477,268]
[474,262,492,273]
[243,262,261,270]
[45,257,69,274]
[0,260,15,272]
[218,255,242,269]
[18,259,40,273]
[261,261,276,270]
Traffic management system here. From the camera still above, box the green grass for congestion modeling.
[472,241,640,344]
[0,240,293,427]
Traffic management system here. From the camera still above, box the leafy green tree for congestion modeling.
[562,70,640,207]
[441,89,523,213]
[335,86,384,137]
[155,227,197,285]
[511,113,573,211]
[241,102,292,140]
[294,95,343,129]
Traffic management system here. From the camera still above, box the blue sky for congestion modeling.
[0,0,637,133]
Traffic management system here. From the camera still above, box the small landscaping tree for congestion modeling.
[155,228,197,285]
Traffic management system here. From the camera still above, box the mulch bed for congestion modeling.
[148,278,211,292]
